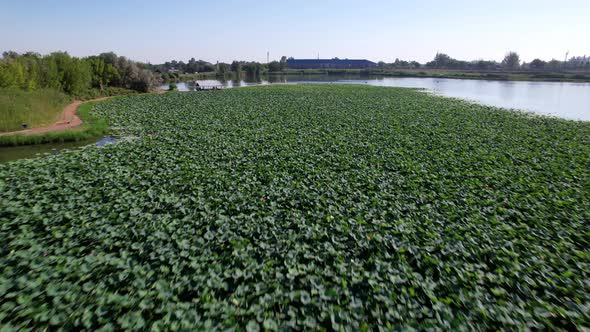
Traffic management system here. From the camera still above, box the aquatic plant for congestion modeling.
[1,85,589,330]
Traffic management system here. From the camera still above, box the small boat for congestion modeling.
[193,81,223,91]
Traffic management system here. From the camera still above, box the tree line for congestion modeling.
[0,51,157,97]
[379,52,590,71]
[3,50,588,96]
[157,52,589,76]
[150,56,290,82]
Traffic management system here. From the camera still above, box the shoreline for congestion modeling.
[267,69,590,83]
[0,90,166,147]
[0,97,111,137]
[171,70,590,84]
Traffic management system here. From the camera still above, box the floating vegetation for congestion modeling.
[1,85,589,330]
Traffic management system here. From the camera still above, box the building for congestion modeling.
[287,58,377,69]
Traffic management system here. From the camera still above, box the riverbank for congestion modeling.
[269,68,590,82]
[165,69,590,86]
[0,88,168,147]
[0,98,111,147]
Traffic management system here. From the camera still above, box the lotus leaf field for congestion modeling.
[1,85,589,330]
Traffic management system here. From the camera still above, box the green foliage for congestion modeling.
[0,51,156,96]
[529,58,546,70]
[52,52,92,95]
[268,61,281,72]
[230,61,242,73]
[148,58,217,76]
[279,56,287,71]
[1,85,589,330]
[243,62,262,76]
[0,59,26,88]
[502,52,521,71]
[217,63,230,75]
[87,56,120,91]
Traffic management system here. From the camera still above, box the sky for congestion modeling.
[1,0,589,64]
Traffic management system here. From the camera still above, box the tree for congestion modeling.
[2,51,19,59]
[279,56,288,70]
[217,63,229,75]
[230,61,242,73]
[0,60,25,88]
[87,57,120,90]
[433,53,452,68]
[0,50,155,95]
[62,58,91,95]
[546,59,562,71]
[474,60,496,71]
[131,69,154,92]
[268,61,281,72]
[529,59,546,70]
[41,56,62,90]
[25,59,40,90]
[186,58,198,73]
[243,62,261,76]
[426,53,457,68]
[99,52,118,67]
[501,52,520,71]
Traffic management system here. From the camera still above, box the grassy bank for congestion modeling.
[0,99,110,146]
[274,68,590,82]
[0,88,71,132]
[0,86,140,147]
[1,85,588,330]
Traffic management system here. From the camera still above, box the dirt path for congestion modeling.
[0,90,167,137]
[0,97,112,137]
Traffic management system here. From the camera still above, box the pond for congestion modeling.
[0,136,117,164]
[162,75,590,121]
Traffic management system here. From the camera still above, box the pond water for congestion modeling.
[0,136,117,164]
[162,75,590,121]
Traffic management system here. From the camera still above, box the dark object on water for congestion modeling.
[22,123,28,129]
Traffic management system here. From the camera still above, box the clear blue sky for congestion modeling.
[1,0,588,64]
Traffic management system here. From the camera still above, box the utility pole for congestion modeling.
[564,51,569,71]
[267,51,269,64]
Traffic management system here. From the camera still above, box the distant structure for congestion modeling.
[287,58,377,69]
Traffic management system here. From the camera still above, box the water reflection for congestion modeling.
[161,75,590,121]
[0,136,118,163]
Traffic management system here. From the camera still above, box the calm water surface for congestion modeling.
[0,136,117,164]
[163,75,590,121]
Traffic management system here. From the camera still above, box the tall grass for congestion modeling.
[0,88,71,132]
[0,99,110,147]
